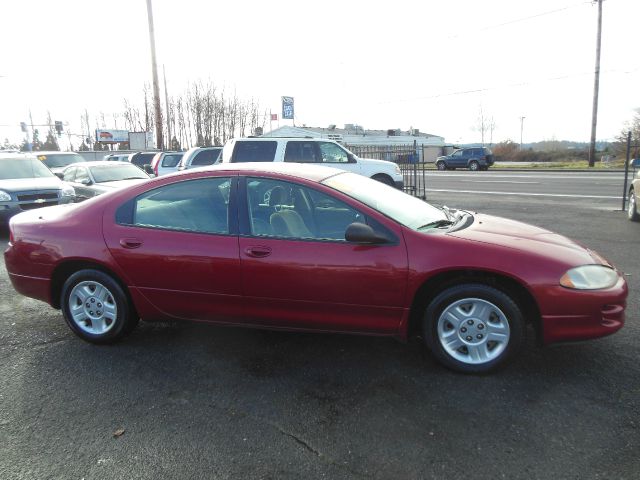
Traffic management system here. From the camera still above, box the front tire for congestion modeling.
[628,188,639,221]
[61,269,138,344]
[423,284,525,373]
[372,174,395,187]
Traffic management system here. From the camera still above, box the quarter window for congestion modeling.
[129,178,231,234]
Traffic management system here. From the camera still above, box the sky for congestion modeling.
[0,0,638,148]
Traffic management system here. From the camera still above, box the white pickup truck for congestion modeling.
[220,137,404,189]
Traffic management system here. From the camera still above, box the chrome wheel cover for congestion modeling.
[629,190,636,219]
[437,298,510,365]
[68,281,118,335]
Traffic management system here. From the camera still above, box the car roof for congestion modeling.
[34,151,82,155]
[190,162,346,183]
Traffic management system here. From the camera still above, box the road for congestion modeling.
[1,173,639,479]
[416,170,629,210]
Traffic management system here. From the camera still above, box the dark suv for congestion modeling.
[435,147,494,171]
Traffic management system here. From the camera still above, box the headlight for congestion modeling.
[394,164,401,174]
[61,185,75,197]
[560,265,619,290]
[0,190,11,202]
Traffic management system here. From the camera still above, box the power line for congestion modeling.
[446,1,591,39]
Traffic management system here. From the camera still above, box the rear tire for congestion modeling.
[628,188,640,221]
[469,161,480,171]
[436,161,447,171]
[61,269,138,344]
[423,284,525,373]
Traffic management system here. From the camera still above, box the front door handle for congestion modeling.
[244,246,272,258]
[120,237,143,249]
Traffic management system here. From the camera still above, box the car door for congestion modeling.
[72,166,94,201]
[102,176,243,322]
[238,176,408,335]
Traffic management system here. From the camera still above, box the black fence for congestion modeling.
[346,144,427,199]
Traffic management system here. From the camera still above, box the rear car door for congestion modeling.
[103,176,243,322]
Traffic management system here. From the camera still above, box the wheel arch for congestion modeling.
[50,259,135,313]
[406,269,542,344]
[371,173,394,186]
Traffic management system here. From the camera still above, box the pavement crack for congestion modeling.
[278,428,321,456]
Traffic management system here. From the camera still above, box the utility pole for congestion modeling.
[520,116,526,150]
[145,0,163,150]
[588,0,603,167]
[163,64,171,150]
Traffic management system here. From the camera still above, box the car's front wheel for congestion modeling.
[61,269,138,344]
[423,284,525,373]
[628,188,639,221]
[436,161,447,171]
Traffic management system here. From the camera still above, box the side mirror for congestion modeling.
[81,178,92,186]
[345,222,389,244]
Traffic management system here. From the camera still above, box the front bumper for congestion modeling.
[536,276,627,344]
[395,180,405,190]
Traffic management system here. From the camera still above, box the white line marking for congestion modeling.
[427,188,619,199]
[460,180,539,184]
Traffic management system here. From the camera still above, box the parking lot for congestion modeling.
[1,178,639,479]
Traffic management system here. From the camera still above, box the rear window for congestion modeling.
[131,153,155,167]
[231,141,277,163]
[191,149,221,166]
[38,153,82,168]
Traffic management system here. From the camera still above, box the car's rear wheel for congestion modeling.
[628,188,639,221]
[423,284,525,373]
[469,161,480,171]
[436,161,447,171]
[61,269,138,344]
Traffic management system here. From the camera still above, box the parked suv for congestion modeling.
[0,154,75,224]
[177,147,223,171]
[220,138,404,188]
[150,151,184,176]
[435,147,494,171]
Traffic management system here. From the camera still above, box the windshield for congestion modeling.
[90,164,148,183]
[38,153,83,168]
[323,172,447,230]
[0,158,57,179]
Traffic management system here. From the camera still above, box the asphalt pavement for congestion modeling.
[0,171,638,479]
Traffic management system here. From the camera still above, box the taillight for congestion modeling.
[9,227,14,244]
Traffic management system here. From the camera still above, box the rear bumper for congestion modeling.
[7,272,52,305]
[537,278,627,344]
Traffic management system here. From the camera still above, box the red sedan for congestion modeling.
[4,163,627,373]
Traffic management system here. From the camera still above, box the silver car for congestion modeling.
[0,154,75,224]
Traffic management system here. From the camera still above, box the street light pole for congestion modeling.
[520,116,526,150]
[145,0,163,150]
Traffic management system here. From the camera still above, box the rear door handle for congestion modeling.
[244,246,272,258]
[119,238,143,249]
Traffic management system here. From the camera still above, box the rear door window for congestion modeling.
[231,141,277,163]
[284,141,319,163]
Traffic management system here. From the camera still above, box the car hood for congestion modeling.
[357,157,397,168]
[449,213,611,267]
[0,177,63,192]
[96,179,148,189]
